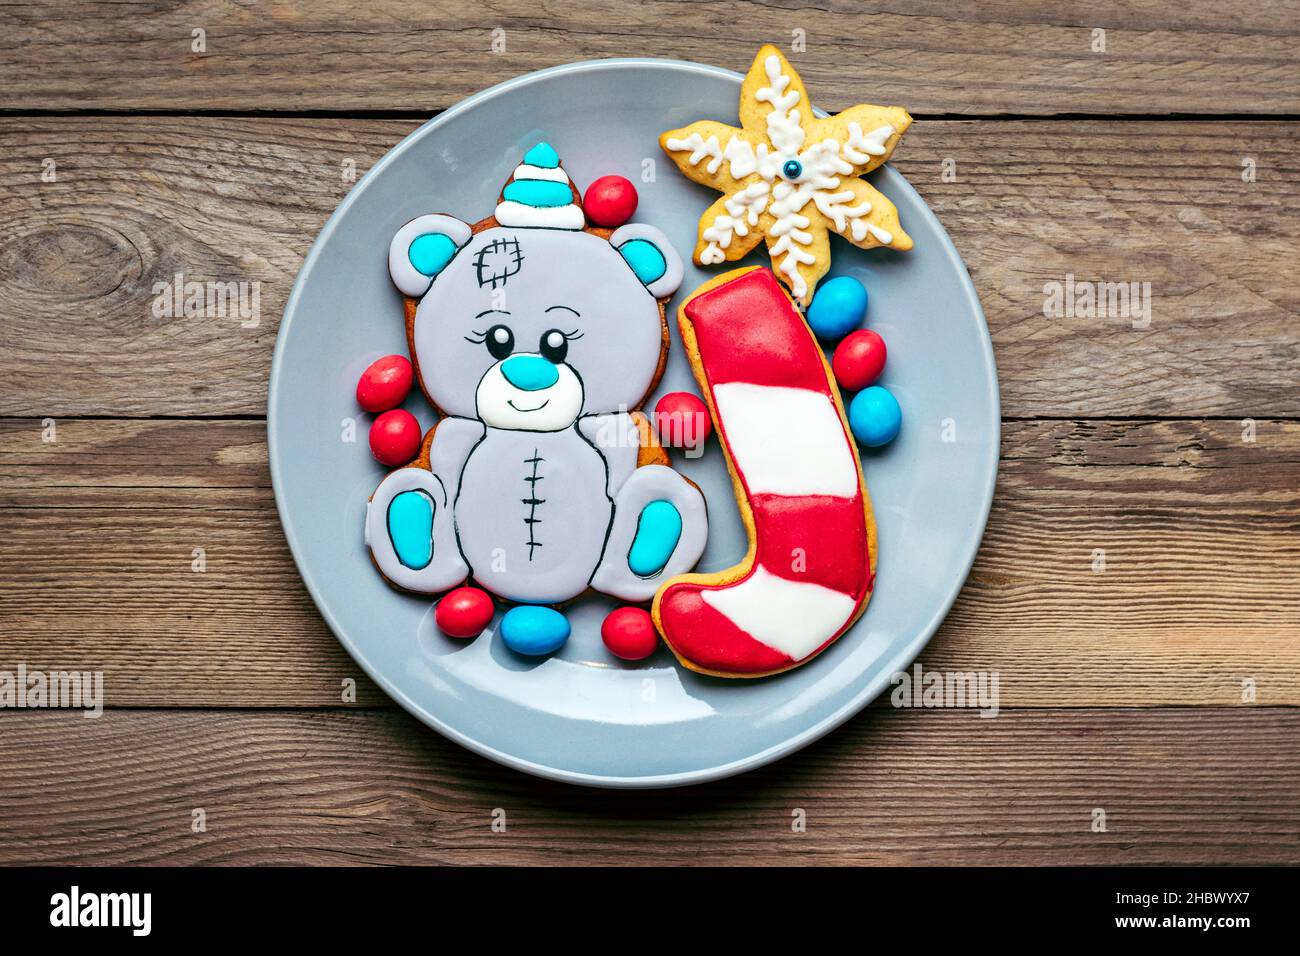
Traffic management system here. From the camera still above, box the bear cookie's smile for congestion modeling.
[472,324,585,431]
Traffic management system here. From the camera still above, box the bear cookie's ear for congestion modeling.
[609,224,684,300]
[389,214,473,297]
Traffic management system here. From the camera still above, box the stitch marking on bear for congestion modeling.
[474,237,525,289]
[522,449,546,560]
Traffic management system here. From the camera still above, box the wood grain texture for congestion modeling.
[2,2,1299,115]
[1,5,1297,869]
[0,707,1294,865]
[2,416,1296,707]
[2,117,1297,418]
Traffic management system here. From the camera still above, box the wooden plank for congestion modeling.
[2,117,1297,418]
[2,2,1298,114]
[2,417,1296,708]
[0,707,1293,865]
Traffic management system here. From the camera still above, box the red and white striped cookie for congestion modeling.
[652,267,877,677]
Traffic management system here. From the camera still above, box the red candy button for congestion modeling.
[654,391,712,450]
[832,330,887,392]
[583,175,639,228]
[601,607,659,661]
[369,409,422,466]
[435,586,495,639]
[356,354,414,413]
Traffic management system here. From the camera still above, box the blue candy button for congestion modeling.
[499,605,571,656]
[806,275,869,340]
[849,386,902,447]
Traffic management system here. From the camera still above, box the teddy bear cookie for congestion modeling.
[364,143,709,630]
[651,266,878,677]
[660,44,913,307]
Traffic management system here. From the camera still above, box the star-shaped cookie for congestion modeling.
[660,45,913,307]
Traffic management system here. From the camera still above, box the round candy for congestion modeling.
[356,354,413,413]
[583,175,639,228]
[654,391,712,450]
[848,386,902,448]
[832,330,888,392]
[369,409,422,466]
[435,586,495,639]
[499,605,571,657]
[806,275,869,340]
[601,607,659,661]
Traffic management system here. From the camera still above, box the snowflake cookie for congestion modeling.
[660,45,913,307]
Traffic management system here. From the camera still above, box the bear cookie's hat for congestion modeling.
[494,142,585,230]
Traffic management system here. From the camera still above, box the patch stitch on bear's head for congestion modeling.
[474,237,525,289]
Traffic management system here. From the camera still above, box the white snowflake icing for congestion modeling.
[700,181,771,264]
[665,53,897,301]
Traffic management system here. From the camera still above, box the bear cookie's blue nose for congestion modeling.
[501,354,560,391]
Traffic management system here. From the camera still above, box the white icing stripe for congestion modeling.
[711,383,859,498]
[701,564,856,661]
[512,164,569,183]
[494,200,585,230]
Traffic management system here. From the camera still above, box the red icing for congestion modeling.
[600,606,659,661]
[357,354,414,413]
[683,268,831,392]
[369,409,422,466]
[583,175,639,228]
[654,391,712,450]
[750,494,871,597]
[657,585,794,674]
[435,586,495,639]
[832,330,887,392]
[658,268,874,675]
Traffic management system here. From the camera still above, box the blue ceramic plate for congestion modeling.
[269,58,999,787]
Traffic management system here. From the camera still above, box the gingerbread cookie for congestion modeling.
[366,143,708,611]
[660,45,913,307]
[652,267,877,677]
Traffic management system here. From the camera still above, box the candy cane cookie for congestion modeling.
[651,267,877,677]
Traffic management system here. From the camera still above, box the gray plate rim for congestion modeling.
[268,56,1001,788]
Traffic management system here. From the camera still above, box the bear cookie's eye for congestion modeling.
[483,324,514,360]
[539,329,569,364]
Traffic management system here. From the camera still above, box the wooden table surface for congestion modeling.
[2,2,1298,865]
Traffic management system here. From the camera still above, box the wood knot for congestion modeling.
[0,220,141,302]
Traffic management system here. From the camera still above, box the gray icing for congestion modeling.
[412,227,665,422]
[369,150,707,606]
[456,424,613,604]
[366,466,466,593]
[590,463,708,602]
